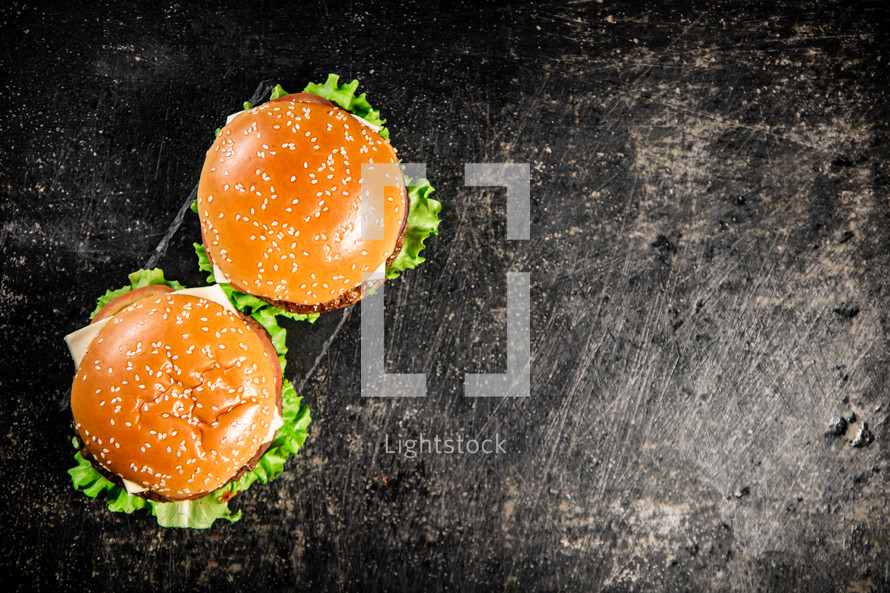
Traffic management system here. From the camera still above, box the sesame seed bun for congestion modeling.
[70,293,282,502]
[197,96,407,312]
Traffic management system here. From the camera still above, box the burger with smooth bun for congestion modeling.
[195,75,440,314]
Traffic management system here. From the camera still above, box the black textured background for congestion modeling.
[2,1,890,591]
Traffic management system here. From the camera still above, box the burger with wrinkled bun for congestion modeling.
[197,92,407,314]
[70,286,283,502]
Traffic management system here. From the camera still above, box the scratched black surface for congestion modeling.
[2,1,890,591]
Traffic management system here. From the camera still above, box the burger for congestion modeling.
[65,269,310,528]
[194,74,441,314]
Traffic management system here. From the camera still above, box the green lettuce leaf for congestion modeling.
[69,271,311,529]
[300,74,390,140]
[68,444,149,514]
[386,176,441,279]
[89,269,185,320]
[269,84,288,101]
[151,495,241,529]
[70,441,241,528]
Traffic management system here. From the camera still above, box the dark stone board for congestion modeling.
[2,1,889,591]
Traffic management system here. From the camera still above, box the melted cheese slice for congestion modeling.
[212,261,230,284]
[122,478,148,494]
[349,113,381,133]
[368,261,387,282]
[265,413,285,443]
